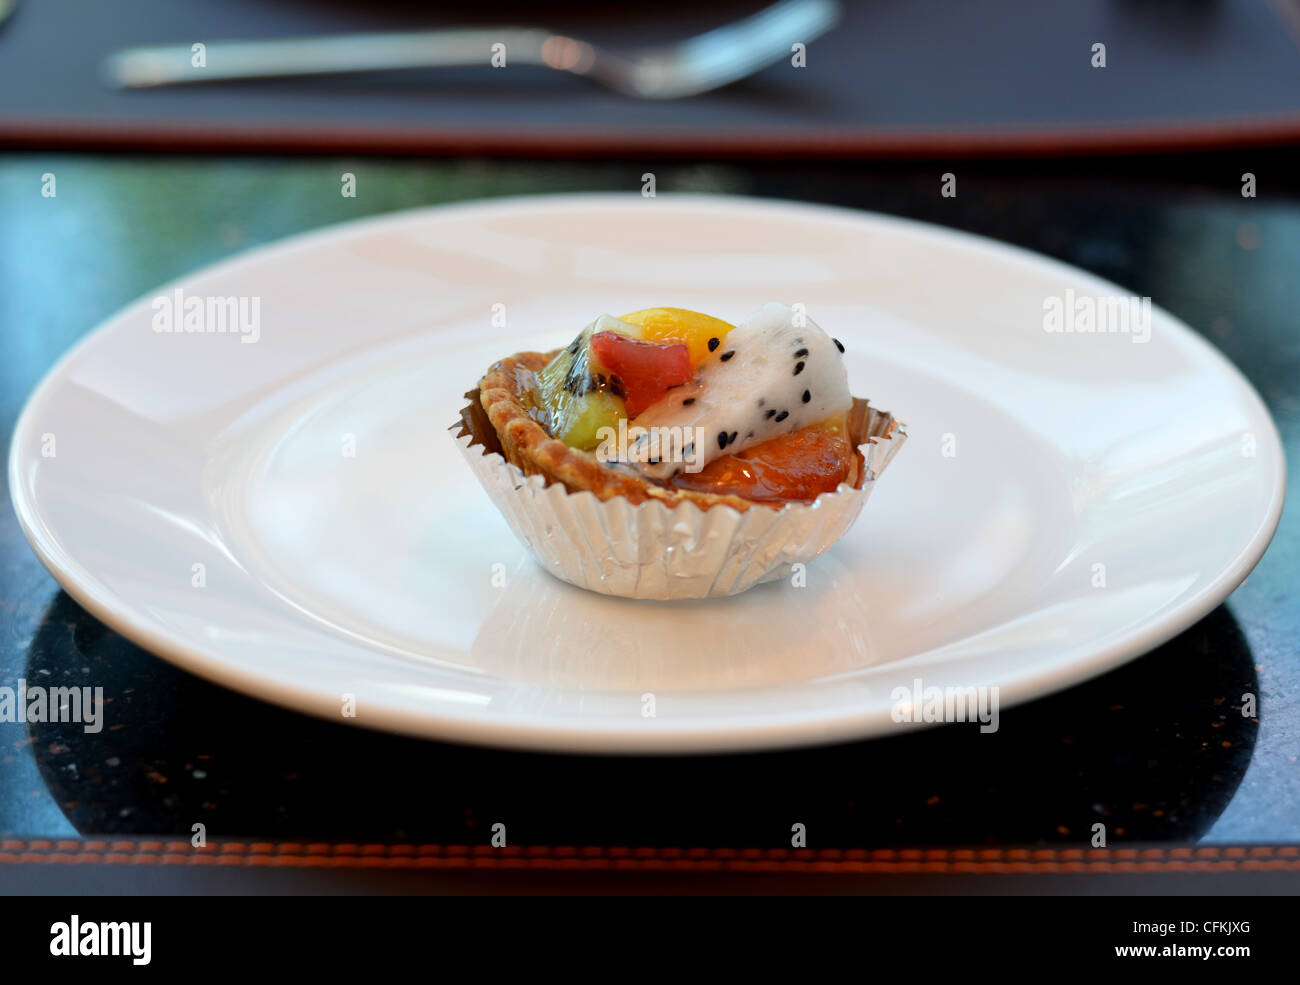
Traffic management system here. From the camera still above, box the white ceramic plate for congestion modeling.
[9,194,1285,753]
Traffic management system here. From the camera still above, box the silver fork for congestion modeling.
[104,0,840,99]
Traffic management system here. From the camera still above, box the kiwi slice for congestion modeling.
[533,326,627,450]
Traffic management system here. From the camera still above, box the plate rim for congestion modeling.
[7,192,1288,753]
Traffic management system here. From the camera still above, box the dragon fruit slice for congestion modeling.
[630,303,852,481]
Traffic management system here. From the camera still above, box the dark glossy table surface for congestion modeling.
[1,151,1296,851]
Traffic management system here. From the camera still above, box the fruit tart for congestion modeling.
[452,303,906,599]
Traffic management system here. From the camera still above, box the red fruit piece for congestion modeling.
[589,331,692,418]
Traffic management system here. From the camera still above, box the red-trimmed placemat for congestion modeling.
[4,0,1300,156]
[7,839,1300,873]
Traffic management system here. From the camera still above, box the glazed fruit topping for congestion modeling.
[589,332,693,418]
[668,417,853,503]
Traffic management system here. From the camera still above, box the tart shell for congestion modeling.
[453,349,907,600]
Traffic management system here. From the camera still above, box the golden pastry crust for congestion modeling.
[473,348,878,513]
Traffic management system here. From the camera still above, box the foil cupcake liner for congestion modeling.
[450,391,906,600]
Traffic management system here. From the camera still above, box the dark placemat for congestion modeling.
[5,0,1300,155]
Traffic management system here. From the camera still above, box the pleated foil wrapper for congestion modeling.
[451,390,906,600]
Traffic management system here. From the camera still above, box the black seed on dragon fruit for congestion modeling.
[720,351,735,362]
[775,410,789,422]
[707,337,720,352]
[802,390,811,403]
[794,348,809,358]
[793,361,805,376]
